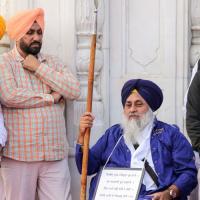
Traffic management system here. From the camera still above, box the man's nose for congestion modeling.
[130,105,136,112]
[32,33,41,41]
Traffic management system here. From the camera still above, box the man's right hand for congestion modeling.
[23,54,40,72]
[51,91,62,103]
[77,112,95,145]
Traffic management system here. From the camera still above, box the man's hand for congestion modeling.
[23,54,40,72]
[77,112,95,145]
[150,190,172,200]
[51,91,62,104]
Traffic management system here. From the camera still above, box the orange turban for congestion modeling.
[0,15,6,40]
[6,8,44,41]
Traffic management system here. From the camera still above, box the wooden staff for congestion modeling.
[80,1,99,199]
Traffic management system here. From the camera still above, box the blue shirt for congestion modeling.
[76,119,197,200]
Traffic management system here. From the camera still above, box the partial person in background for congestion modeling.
[0,8,80,200]
[0,14,7,200]
[0,104,7,200]
[183,59,200,117]
[76,79,197,200]
[186,59,200,200]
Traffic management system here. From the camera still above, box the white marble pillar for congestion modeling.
[75,0,105,146]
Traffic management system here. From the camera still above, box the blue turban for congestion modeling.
[121,79,163,111]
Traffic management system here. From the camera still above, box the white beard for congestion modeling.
[121,109,154,145]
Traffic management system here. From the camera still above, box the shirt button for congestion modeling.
[154,160,157,164]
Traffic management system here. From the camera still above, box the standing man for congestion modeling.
[0,105,7,200]
[0,15,7,151]
[186,67,200,200]
[0,8,80,200]
[0,14,7,200]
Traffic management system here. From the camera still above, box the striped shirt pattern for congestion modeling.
[0,47,80,161]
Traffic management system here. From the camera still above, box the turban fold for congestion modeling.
[121,79,163,111]
[6,8,44,41]
[0,16,6,39]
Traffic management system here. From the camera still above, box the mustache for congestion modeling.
[30,41,41,46]
[128,113,142,118]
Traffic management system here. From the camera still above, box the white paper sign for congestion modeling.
[93,168,144,200]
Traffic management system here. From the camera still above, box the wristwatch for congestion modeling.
[168,188,177,199]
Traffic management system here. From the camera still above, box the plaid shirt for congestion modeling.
[0,47,80,161]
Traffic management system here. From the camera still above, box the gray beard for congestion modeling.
[121,109,154,144]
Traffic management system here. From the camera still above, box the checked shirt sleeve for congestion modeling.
[35,56,80,100]
[0,60,54,108]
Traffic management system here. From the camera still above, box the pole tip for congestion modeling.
[94,0,99,9]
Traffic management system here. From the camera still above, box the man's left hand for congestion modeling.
[23,54,40,72]
[150,190,172,200]
[51,91,62,104]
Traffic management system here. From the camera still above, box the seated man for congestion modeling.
[76,79,197,200]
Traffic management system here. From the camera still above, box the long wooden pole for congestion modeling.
[80,9,98,200]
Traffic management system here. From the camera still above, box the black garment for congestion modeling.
[186,63,200,153]
[198,59,200,71]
